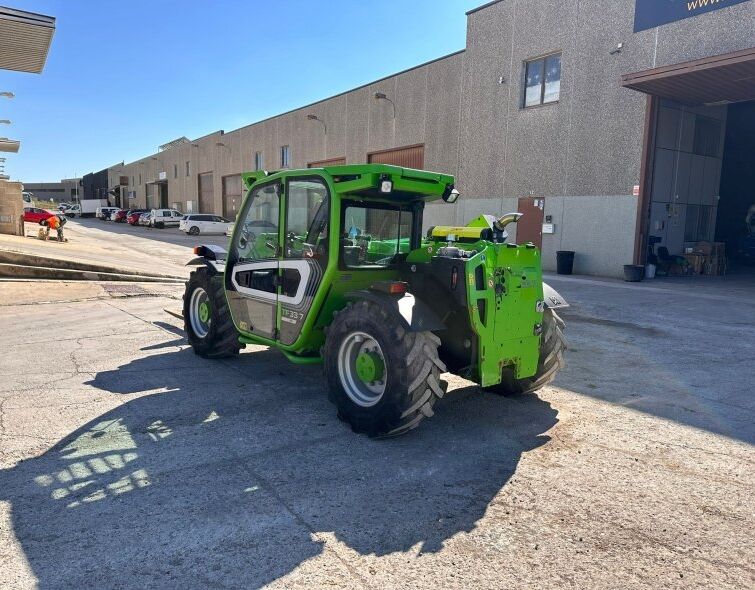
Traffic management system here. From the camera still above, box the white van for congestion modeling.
[149,208,183,228]
[95,206,119,220]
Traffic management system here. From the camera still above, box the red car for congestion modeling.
[113,209,128,223]
[127,209,147,225]
[23,207,57,223]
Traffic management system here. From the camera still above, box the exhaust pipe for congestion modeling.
[493,212,523,232]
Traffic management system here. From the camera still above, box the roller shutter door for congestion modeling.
[198,172,214,213]
[308,157,346,168]
[368,144,424,169]
[222,174,242,219]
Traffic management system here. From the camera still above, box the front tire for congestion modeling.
[188,226,200,235]
[183,267,241,358]
[485,309,567,395]
[324,300,447,437]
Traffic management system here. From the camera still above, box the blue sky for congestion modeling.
[1,0,480,182]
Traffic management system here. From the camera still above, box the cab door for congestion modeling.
[225,176,330,345]
[277,176,330,345]
[225,181,283,340]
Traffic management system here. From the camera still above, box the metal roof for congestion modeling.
[0,6,55,74]
[159,136,191,151]
[0,137,20,153]
[622,48,755,106]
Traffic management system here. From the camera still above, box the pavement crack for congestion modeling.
[102,299,182,339]
[232,453,374,590]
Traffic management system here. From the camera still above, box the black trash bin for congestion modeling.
[556,251,575,275]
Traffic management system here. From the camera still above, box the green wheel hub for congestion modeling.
[355,351,385,384]
[198,301,210,323]
[337,331,387,408]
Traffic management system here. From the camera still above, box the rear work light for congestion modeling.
[379,175,393,193]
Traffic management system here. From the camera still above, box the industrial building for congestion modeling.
[109,0,755,277]
[82,168,110,201]
[22,178,81,203]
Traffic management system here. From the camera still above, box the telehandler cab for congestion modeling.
[184,164,568,437]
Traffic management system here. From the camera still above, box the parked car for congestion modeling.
[138,212,151,226]
[96,206,119,220]
[111,209,128,222]
[126,209,148,225]
[23,207,57,224]
[179,214,233,236]
[149,208,183,228]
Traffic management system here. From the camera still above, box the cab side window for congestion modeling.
[284,178,329,261]
[234,183,280,260]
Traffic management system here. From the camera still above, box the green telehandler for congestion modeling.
[184,164,568,437]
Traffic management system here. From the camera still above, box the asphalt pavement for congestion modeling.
[0,227,753,589]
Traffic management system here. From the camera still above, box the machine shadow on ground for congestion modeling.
[0,346,558,588]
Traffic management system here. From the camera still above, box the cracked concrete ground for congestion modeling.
[0,271,753,589]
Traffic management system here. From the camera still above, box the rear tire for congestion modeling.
[484,309,567,395]
[324,300,447,437]
[183,267,241,359]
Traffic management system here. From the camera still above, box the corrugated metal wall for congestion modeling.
[307,157,346,168]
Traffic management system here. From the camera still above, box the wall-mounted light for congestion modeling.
[306,114,327,134]
[374,92,396,118]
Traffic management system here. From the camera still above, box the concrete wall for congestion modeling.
[113,52,466,217]
[455,0,754,276]
[0,180,24,236]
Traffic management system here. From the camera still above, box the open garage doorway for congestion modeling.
[624,48,755,280]
[717,102,755,272]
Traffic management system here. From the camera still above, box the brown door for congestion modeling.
[222,174,242,220]
[368,144,424,169]
[198,172,214,213]
[308,157,346,168]
[516,197,545,248]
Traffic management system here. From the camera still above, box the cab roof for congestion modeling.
[241,164,456,204]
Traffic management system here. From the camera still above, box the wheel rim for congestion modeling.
[189,287,211,338]
[337,331,387,407]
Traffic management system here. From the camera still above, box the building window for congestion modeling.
[174,163,178,179]
[131,176,134,186]
[523,53,561,108]
[186,161,190,177]
[280,145,290,168]
[255,151,264,171]
[139,173,142,185]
